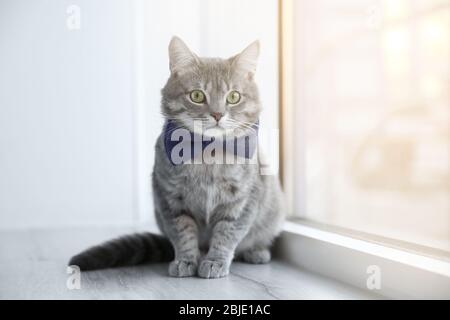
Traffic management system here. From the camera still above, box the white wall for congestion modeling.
[0,0,136,228]
[0,0,278,229]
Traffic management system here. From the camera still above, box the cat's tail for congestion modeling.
[68,233,174,271]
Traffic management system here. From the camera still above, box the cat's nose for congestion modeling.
[210,112,224,122]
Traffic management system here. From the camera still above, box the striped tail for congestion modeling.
[68,233,174,271]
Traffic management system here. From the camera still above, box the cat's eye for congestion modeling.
[226,91,241,105]
[189,90,206,104]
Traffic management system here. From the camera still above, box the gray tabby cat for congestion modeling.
[69,37,284,278]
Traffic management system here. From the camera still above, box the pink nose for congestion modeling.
[211,112,224,122]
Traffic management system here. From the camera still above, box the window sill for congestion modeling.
[275,219,450,299]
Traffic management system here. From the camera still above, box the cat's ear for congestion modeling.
[168,36,198,75]
[230,40,260,78]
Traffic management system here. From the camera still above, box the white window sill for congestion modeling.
[276,219,450,299]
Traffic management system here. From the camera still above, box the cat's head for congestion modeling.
[161,36,261,138]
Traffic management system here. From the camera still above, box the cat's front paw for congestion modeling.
[168,259,198,277]
[198,259,230,279]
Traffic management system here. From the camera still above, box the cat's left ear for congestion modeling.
[230,40,260,78]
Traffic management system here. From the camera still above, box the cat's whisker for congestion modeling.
[226,118,259,126]
[228,119,259,128]
[226,121,254,131]
[225,119,257,133]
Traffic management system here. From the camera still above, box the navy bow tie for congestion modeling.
[163,120,259,165]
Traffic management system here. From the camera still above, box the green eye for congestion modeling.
[226,91,241,105]
[189,90,206,104]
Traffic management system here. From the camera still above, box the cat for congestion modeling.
[69,37,284,278]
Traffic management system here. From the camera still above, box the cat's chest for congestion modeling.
[174,164,249,216]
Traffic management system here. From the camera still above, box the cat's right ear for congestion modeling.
[168,36,198,75]
[229,40,260,80]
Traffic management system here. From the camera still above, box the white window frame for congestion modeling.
[277,0,450,299]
